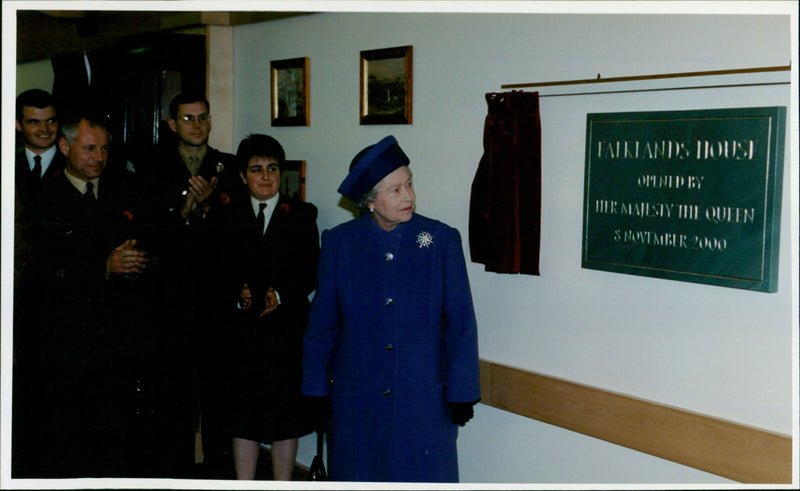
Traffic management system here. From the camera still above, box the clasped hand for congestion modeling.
[239,283,278,316]
[180,175,217,219]
[106,239,149,275]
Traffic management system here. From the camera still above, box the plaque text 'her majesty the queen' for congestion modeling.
[582,107,786,292]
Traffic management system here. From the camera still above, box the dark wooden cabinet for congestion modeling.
[52,32,206,174]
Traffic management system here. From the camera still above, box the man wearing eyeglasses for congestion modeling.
[141,93,240,478]
[145,93,239,222]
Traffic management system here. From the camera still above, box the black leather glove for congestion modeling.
[448,399,479,426]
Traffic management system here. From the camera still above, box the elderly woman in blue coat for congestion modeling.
[302,135,481,482]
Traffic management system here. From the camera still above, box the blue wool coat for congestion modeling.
[302,213,480,482]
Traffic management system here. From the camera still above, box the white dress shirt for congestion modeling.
[251,193,280,235]
[64,171,99,198]
[25,145,58,177]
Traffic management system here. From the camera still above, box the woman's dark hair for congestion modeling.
[235,134,285,173]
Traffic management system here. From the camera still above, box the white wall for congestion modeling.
[15,59,53,96]
[233,8,795,484]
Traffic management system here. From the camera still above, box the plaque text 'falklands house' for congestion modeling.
[582,107,786,292]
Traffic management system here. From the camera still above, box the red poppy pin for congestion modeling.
[122,210,134,221]
[219,193,231,204]
[280,203,291,212]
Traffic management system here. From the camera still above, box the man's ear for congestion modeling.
[58,137,70,157]
[239,171,247,185]
[15,120,22,132]
[167,118,177,133]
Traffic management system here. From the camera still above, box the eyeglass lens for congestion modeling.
[180,114,211,123]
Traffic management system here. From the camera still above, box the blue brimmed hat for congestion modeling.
[338,135,410,201]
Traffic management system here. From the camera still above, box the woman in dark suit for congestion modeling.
[211,134,319,480]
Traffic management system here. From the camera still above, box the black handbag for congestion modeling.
[307,430,327,481]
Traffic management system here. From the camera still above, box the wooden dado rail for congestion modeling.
[479,359,792,483]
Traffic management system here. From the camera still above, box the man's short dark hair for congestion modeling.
[235,134,285,174]
[169,93,210,120]
[16,89,57,121]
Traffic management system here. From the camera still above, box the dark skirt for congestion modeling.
[222,308,315,443]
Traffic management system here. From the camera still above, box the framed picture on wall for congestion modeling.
[280,160,306,201]
[360,45,413,125]
[271,57,309,126]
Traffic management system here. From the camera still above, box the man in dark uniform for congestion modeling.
[13,89,66,293]
[29,110,152,477]
[141,93,241,477]
[12,89,67,476]
[15,89,66,206]
[145,93,239,223]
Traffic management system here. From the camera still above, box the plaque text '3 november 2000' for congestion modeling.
[582,107,786,292]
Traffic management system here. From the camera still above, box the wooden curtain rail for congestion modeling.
[535,81,789,98]
[501,64,791,90]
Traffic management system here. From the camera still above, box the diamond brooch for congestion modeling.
[416,231,433,248]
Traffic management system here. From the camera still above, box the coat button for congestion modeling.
[384,252,394,261]
[384,343,393,351]
[383,389,391,396]
[384,298,393,305]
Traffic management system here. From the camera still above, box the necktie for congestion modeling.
[187,156,201,176]
[85,182,96,204]
[256,202,267,235]
[32,155,42,180]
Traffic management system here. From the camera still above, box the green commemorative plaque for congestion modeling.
[582,107,786,292]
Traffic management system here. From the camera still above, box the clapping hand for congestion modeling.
[188,175,216,204]
[180,175,217,219]
[106,239,149,276]
[239,284,277,316]
[239,283,253,310]
[260,287,278,316]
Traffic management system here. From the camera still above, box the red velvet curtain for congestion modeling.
[469,91,541,275]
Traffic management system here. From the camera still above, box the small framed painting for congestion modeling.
[280,160,306,201]
[360,45,412,125]
[271,57,309,126]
